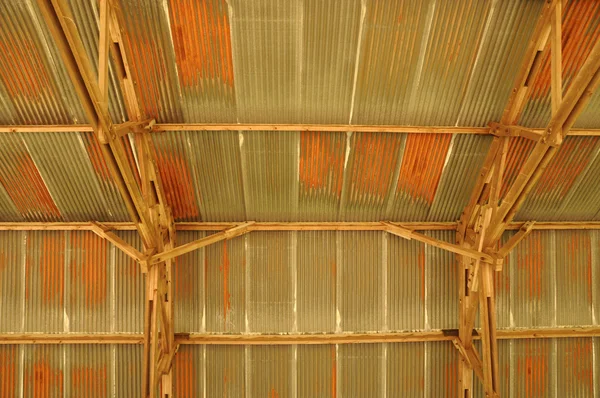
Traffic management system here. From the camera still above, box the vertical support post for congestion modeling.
[479,262,499,398]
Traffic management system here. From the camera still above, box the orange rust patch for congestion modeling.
[331,346,337,398]
[70,232,107,307]
[25,359,64,397]
[155,148,199,220]
[0,347,17,397]
[443,361,457,398]
[567,233,593,304]
[0,151,61,220]
[168,0,234,88]
[396,134,452,205]
[0,34,52,101]
[350,134,402,200]
[82,134,112,182]
[220,241,231,330]
[26,233,66,305]
[518,341,548,397]
[564,339,593,392]
[533,137,598,198]
[175,349,195,397]
[270,388,280,398]
[299,131,345,197]
[71,366,107,397]
[174,253,193,300]
[517,232,543,299]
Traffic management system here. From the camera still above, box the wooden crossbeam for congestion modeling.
[497,221,535,258]
[489,123,545,143]
[89,222,145,262]
[452,338,484,383]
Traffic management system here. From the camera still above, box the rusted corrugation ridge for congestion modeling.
[0,231,24,333]
[427,341,458,398]
[187,130,246,221]
[115,345,143,397]
[119,0,183,122]
[301,0,362,123]
[23,345,64,398]
[339,344,383,397]
[0,134,62,221]
[247,232,293,333]
[342,133,403,221]
[206,346,244,396]
[298,131,346,221]
[0,1,86,124]
[519,0,600,128]
[249,346,292,397]
[24,231,66,333]
[152,132,200,221]
[556,338,594,396]
[229,1,302,123]
[517,136,600,220]
[173,345,203,398]
[67,0,127,123]
[340,231,384,332]
[297,231,336,333]
[458,0,545,126]
[428,135,493,222]
[242,131,299,222]
[351,0,431,125]
[174,231,206,333]
[21,132,130,221]
[66,345,111,397]
[0,346,19,396]
[396,134,452,215]
[388,235,425,331]
[512,231,555,328]
[387,343,424,396]
[513,339,553,396]
[495,232,513,329]
[426,231,459,330]
[167,0,236,122]
[472,340,511,397]
[297,345,335,397]
[79,132,130,220]
[67,231,110,333]
[555,231,594,326]
[0,79,17,124]
[113,231,144,333]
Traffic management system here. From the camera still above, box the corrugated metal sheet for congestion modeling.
[115,344,143,397]
[512,339,554,397]
[339,344,383,397]
[0,1,86,125]
[426,230,459,330]
[249,346,293,397]
[387,343,425,396]
[23,345,64,398]
[205,345,245,397]
[556,338,595,396]
[0,231,25,333]
[297,345,336,397]
[174,231,206,333]
[173,345,204,398]
[65,345,112,397]
[472,340,511,397]
[113,231,144,333]
[519,0,600,128]
[427,341,458,397]
[0,345,20,397]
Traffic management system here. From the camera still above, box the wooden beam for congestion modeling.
[452,338,484,383]
[489,123,545,143]
[479,263,500,397]
[147,222,254,266]
[90,222,145,262]
[497,221,535,258]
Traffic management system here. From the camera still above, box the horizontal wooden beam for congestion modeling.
[90,222,145,262]
[1,221,600,231]
[1,124,600,136]
[3,327,599,345]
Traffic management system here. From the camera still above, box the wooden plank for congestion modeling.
[148,222,255,265]
[489,123,545,143]
[479,263,500,397]
[90,222,145,262]
[497,221,535,258]
[452,338,484,383]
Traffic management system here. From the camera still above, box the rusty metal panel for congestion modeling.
[0,231,25,333]
[428,135,492,221]
[173,345,204,398]
[118,0,183,123]
[247,232,293,333]
[65,231,111,333]
[511,230,555,328]
[205,235,246,333]
[24,231,66,333]
[0,1,86,125]
[555,231,594,326]
[297,231,336,333]
[115,344,143,398]
[511,339,554,397]
[517,137,600,221]
[186,130,246,221]
[65,345,112,397]
[339,344,383,397]
[576,90,600,128]
[113,231,144,333]
[426,341,457,397]
[0,345,20,397]
[249,346,293,397]
[341,133,403,222]
[23,345,64,398]
[388,235,425,331]
[340,231,384,332]
[206,345,244,397]
[519,0,600,128]
[297,345,336,398]
[0,182,21,222]
[241,131,299,222]
[556,338,595,396]
[387,343,425,396]
[298,131,346,221]
[426,231,458,330]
